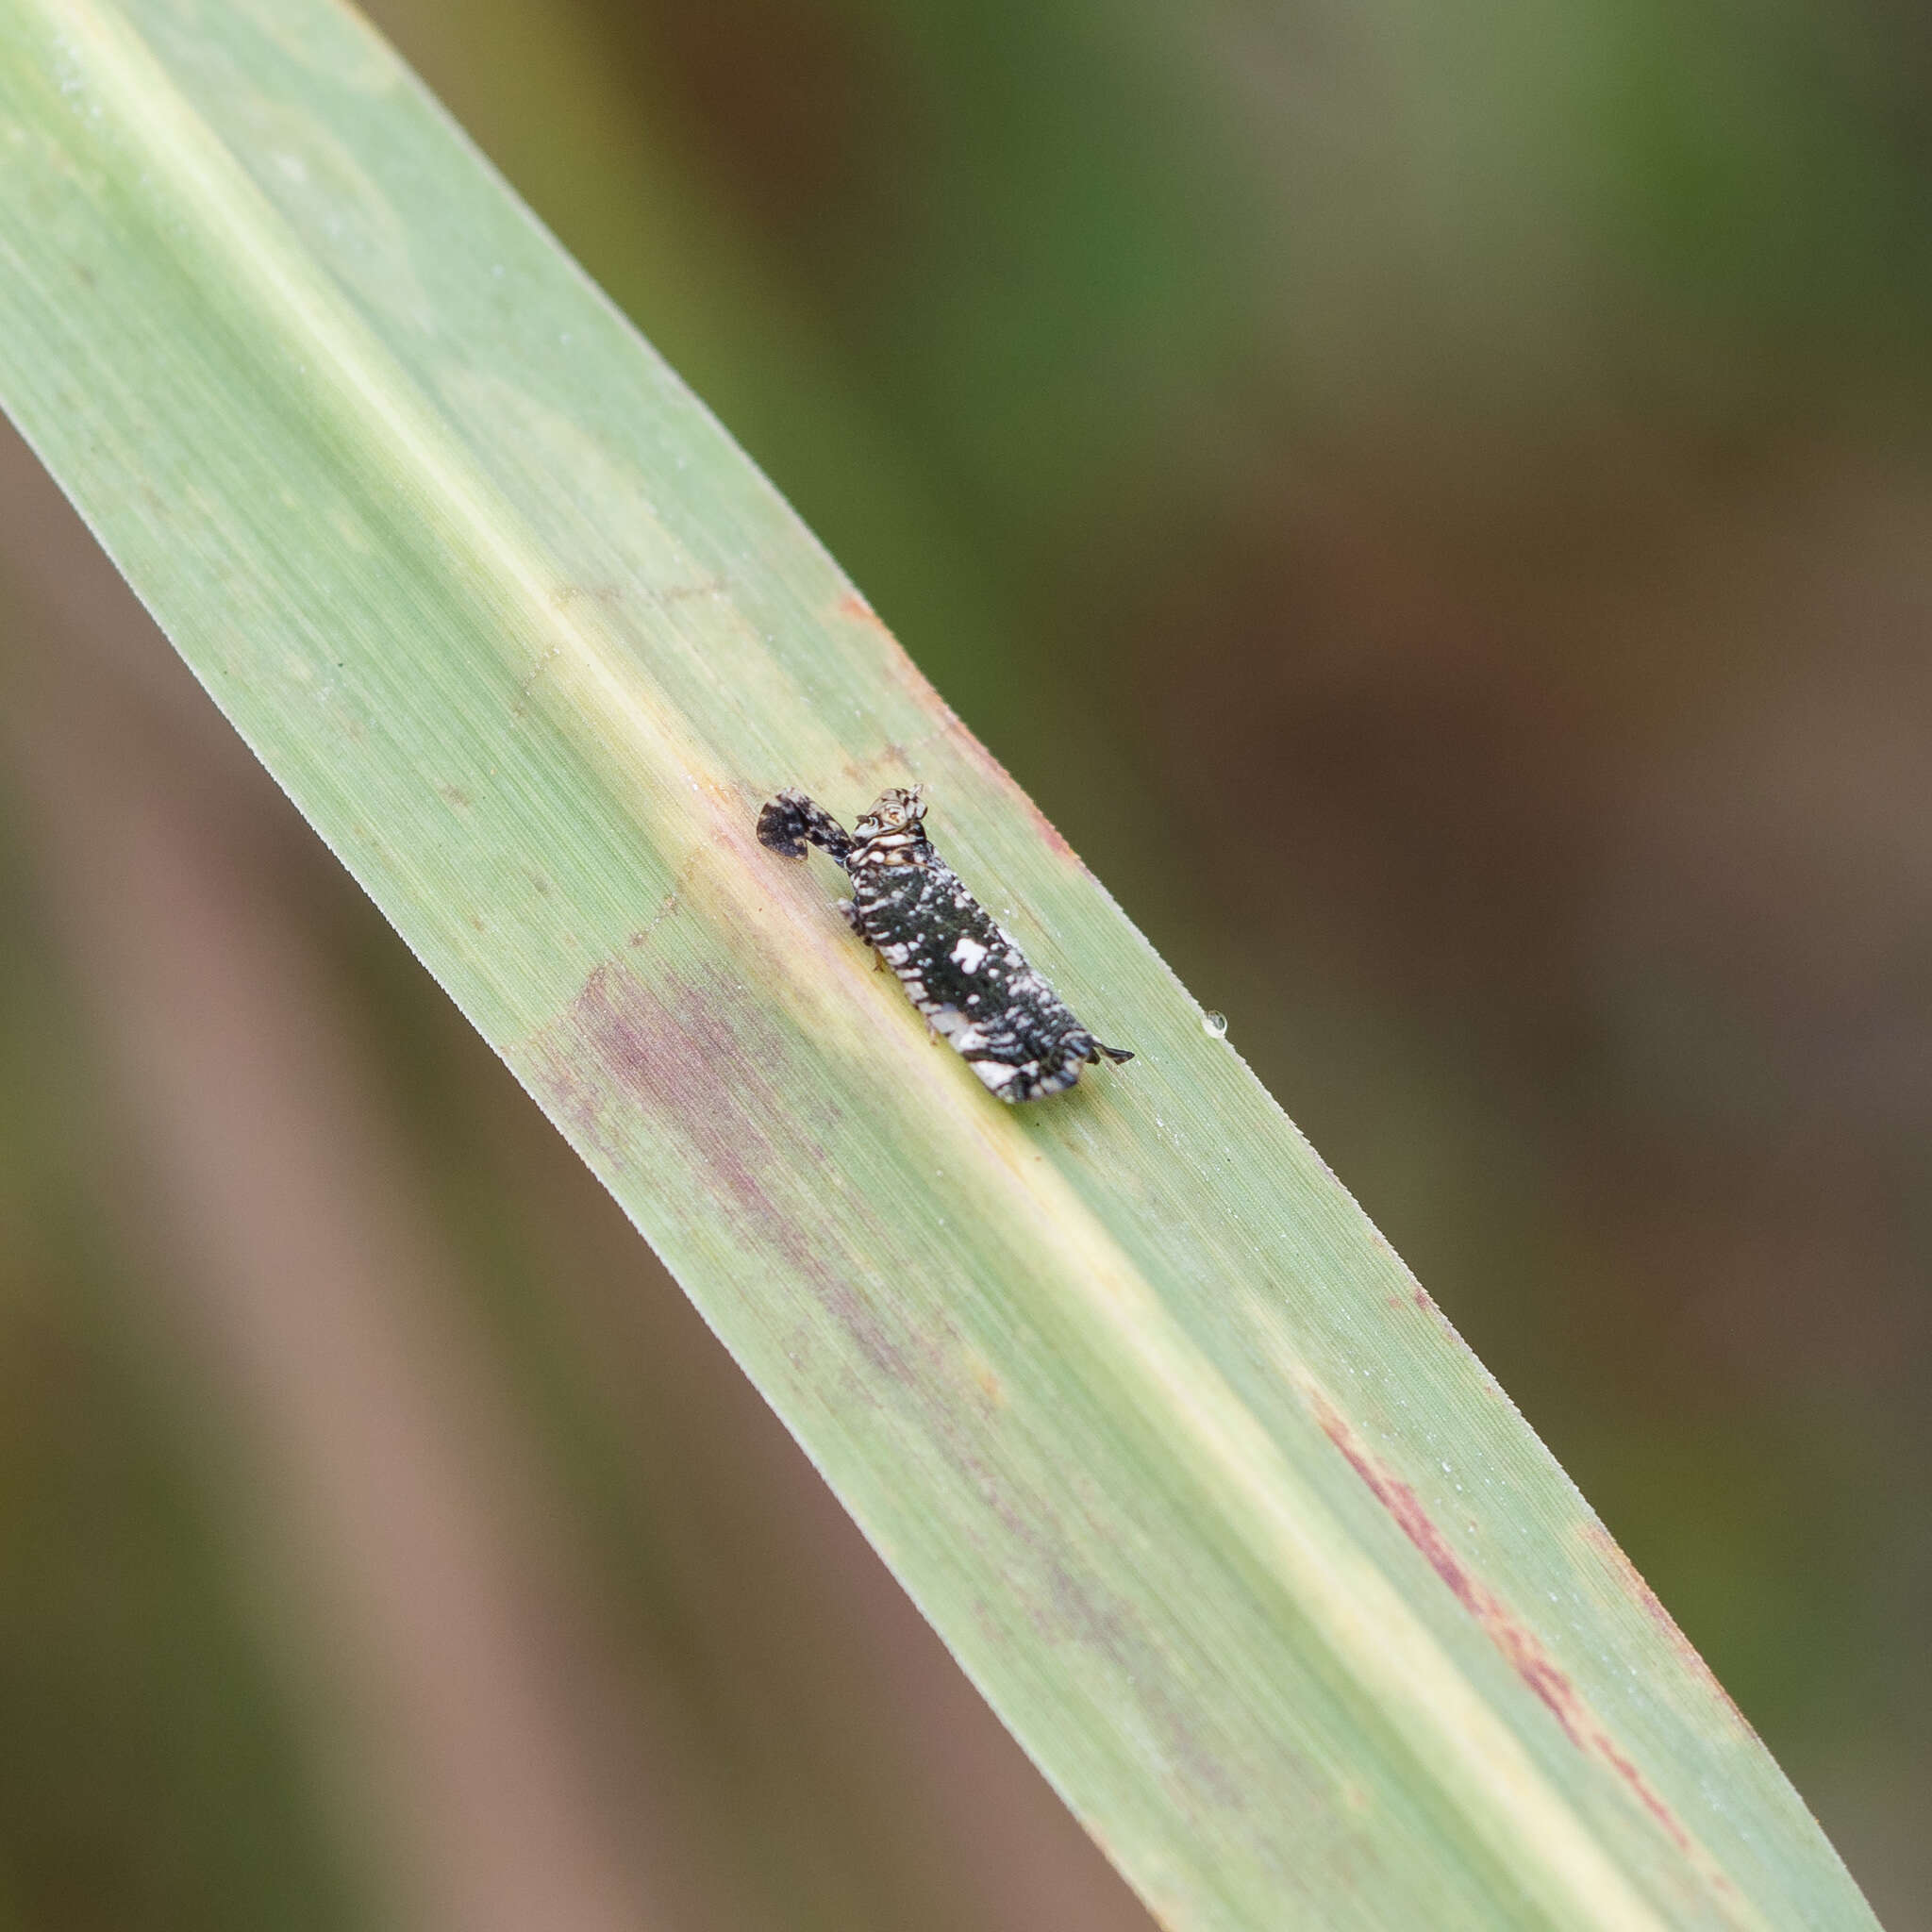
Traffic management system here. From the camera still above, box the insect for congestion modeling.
[757,785,1133,1102]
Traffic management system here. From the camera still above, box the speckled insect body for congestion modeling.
[757,786,1132,1102]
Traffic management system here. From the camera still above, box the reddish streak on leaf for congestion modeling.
[1311,1394,1692,1854]
[946,724,1078,864]
[1580,1523,1757,1740]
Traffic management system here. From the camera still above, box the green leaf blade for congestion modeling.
[0,2,1880,1926]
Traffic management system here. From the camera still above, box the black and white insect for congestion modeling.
[757,785,1133,1103]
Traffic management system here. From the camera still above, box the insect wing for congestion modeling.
[858,861,1085,1101]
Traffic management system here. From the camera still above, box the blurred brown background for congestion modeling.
[1,0,1926,1924]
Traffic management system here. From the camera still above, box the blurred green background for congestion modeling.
[2,0,1926,1924]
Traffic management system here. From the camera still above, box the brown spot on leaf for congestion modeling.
[836,589,895,640]
[625,888,683,952]
[1408,1282,1464,1342]
[526,958,916,1384]
[656,575,725,605]
[1312,1393,1692,1854]
[966,1351,1007,1410]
